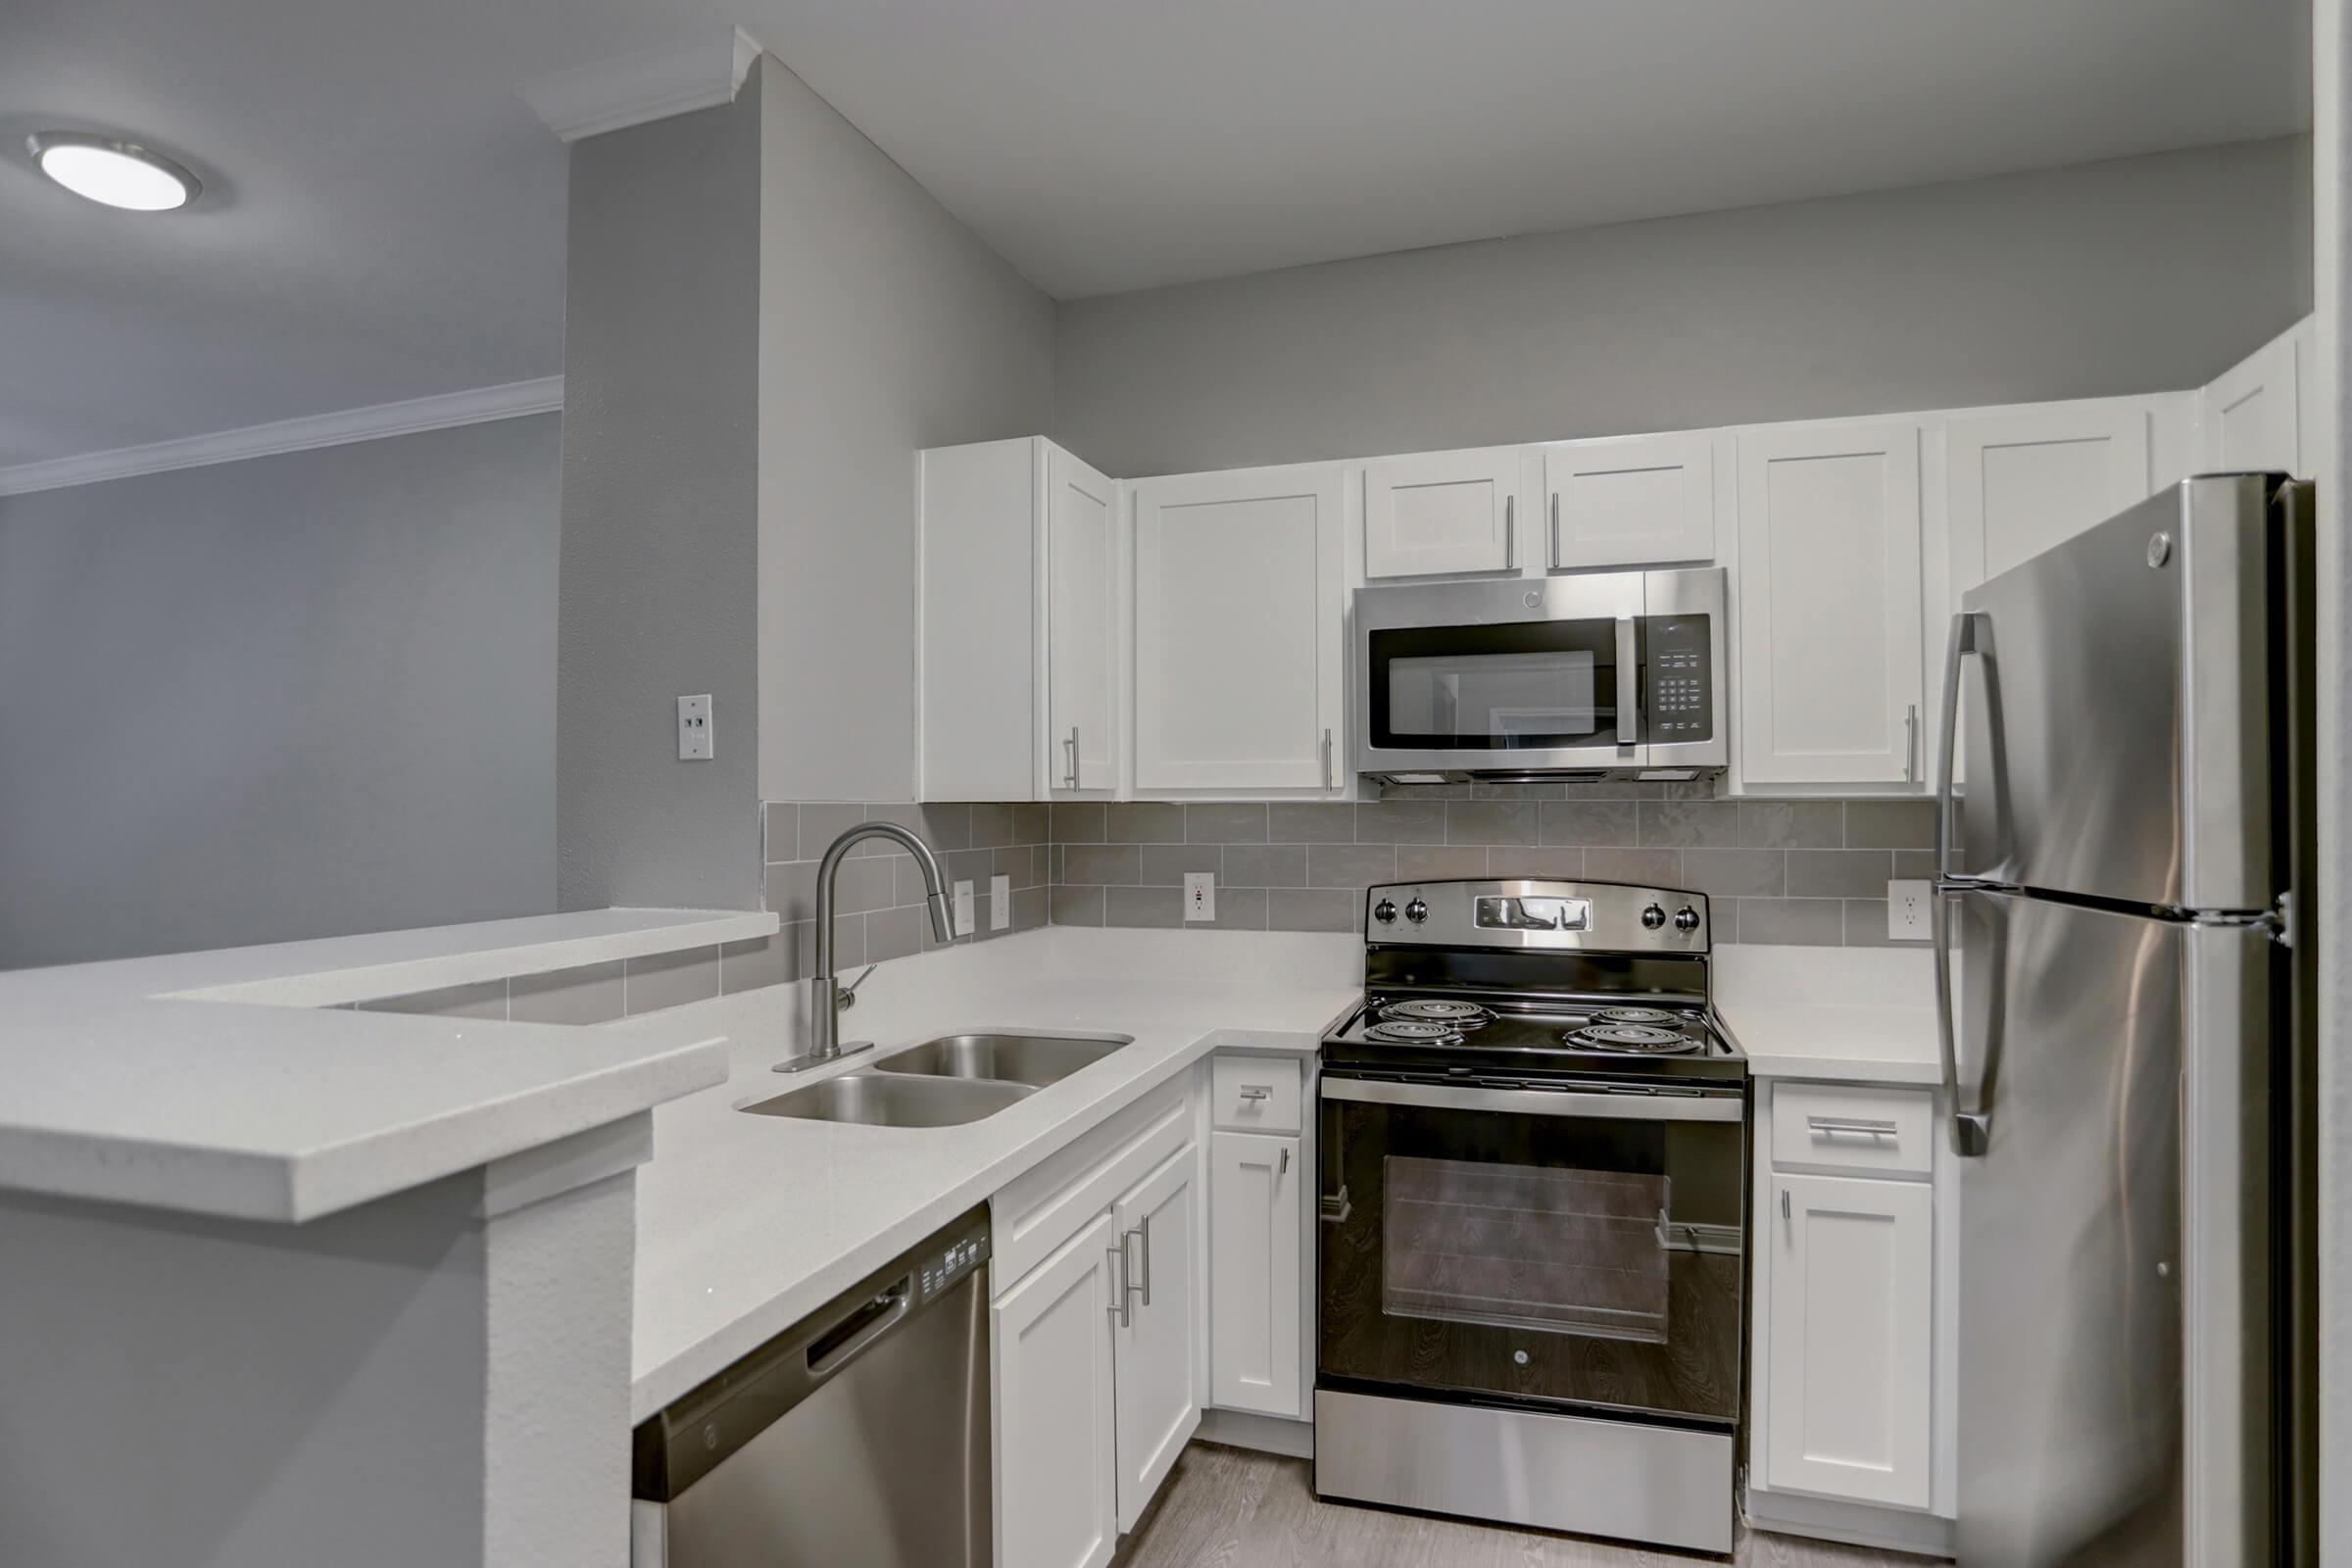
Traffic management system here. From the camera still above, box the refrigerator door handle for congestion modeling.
[1933,882,1991,1156]
[1936,611,1985,884]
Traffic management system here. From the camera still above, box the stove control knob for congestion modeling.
[1404,897,1430,925]
[1641,903,1667,930]
[1373,898,1398,924]
[1673,906,1701,933]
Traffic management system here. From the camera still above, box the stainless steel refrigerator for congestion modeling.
[1934,473,2317,1566]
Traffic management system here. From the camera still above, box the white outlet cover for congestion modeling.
[953,880,975,937]
[1886,879,1932,940]
[1184,870,1215,922]
[675,694,712,760]
[989,874,1010,931]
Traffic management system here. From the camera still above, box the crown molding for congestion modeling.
[0,377,564,498]
[518,25,763,143]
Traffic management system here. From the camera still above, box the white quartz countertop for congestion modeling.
[0,907,775,1222]
[1711,945,1942,1085]
[627,927,1360,1420]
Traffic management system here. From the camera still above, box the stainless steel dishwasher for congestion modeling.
[630,1206,992,1567]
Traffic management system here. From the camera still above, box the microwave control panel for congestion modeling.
[1643,615,1713,741]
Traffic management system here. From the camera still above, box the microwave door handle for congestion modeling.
[1615,616,1639,748]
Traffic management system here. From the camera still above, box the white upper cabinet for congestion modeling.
[1132,464,1347,795]
[2201,319,2312,478]
[1946,401,2151,586]
[1362,447,1525,578]
[1736,421,1925,787]
[919,436,1120,802]
[1046,444,1120,794]
[1543,430,1716,569]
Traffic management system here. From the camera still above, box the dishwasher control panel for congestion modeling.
[918,1226,991,1302]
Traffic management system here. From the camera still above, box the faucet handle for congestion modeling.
[835,964,877,1009]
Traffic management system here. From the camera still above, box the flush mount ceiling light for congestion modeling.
[26,131,201,212]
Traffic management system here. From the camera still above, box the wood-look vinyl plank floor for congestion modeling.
[1110,1443,1947,1568]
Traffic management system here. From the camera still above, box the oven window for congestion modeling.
[1369,622,1622,751]
[1320,1091,1744,1425]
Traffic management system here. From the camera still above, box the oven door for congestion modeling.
[1317,1073,1747,1430]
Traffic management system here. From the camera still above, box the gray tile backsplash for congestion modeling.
[1047,782,1937,947]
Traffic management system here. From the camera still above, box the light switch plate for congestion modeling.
[953,880,974,937]
[1887,880,1931,940]
[1184,871,1215,922]
[675,695,712,760]
[989,874,1010,931]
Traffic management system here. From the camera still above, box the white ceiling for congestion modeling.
[0,0,2309,467]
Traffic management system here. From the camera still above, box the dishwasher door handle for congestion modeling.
[806,1276,912,1379]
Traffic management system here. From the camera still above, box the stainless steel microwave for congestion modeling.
[1351,568,1728,783]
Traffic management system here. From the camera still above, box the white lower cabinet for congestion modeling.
[1112,1149,1201,1530]
[1764,1171,1934,1508]
[993,1210,1121,1568]
[1206,1129,1303,1416]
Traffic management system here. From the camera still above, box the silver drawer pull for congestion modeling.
[1809,1115,1899,1137]
[1238,1085,1273,1102]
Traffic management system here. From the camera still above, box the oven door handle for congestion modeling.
[1321,1075,1742,1123]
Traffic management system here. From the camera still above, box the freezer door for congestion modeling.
[1948,474,2277,909]
[1945,890,2274,1567]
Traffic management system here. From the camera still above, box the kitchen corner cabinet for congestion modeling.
[1748,1079,1954,1555]
[1542,430,1715,569]
[1362,446,1525,578]
[917,435,1119,802]
[1131,464,1347,795]
[2201,319,2313,478]
[1734,420,1925,787]
[1944,401,2152,587]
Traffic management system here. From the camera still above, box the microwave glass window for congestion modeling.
[1387,651,1598,746]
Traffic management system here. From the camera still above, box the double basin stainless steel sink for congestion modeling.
[739,1032,1135,1127]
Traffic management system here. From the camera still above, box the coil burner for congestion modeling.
[1362,1017,1467,1045]
[1379,999,1495,1029]
[1594,1006,1677,1026]
[1565,1022,1701,1054]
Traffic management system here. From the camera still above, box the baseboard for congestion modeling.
[1745,1484,1954,1558]
[1197,1405,1313,1459]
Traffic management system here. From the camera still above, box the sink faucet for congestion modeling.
[773,821,955,1074]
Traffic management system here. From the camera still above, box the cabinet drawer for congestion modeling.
[1211,1056,1301,1134]
[994,1075,1191,1287]
[1770,1083,1934,1177]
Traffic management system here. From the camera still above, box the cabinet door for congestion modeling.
[1133,466,1345,793]
[1112,1147,1200,1530]
[1765,1172,1934,1509]
[2201,326,2304,477]
[1947,404,2151,586]
[994,1210,1119,1568]
[1543,431,1714,568]
[1363,448,1522,578]
[1736,421,1924,786]
[1208,1131,1302,1417]
[1045,444,1119,794]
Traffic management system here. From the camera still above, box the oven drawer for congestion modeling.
[1212,1055,1301,1133]
[1769,1083,1934,1177]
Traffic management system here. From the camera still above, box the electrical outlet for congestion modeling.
[675,695,712,760]
[1887,879,1931,940]
[990,874,1010,931]
[1184,871,1215,923]
[953,880,974,938]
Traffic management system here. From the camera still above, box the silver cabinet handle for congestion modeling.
[1278,1146,1291,1176]
[1781,1188,1790,1220]
[1109,1237,1133,1328]
[1614,616,1639,748]
[1503,494,1516,568]
[1547,492,1561,569]
[1064,726,1080,791]
[1238,1084,1272,1102]
[1321,727,1334,791]
[1136,1214,1152,1308]
[1903,703,1919,784]
[1809,1116,1898,1137]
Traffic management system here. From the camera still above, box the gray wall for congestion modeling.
[1055,137,2315,477]
[0,416,560,969]
[755,57,1057,804]
[557,77,765,913]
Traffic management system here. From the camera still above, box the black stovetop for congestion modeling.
[1321,991,1748,1085]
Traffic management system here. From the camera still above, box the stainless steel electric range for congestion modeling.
[1313,878,1749,1557]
